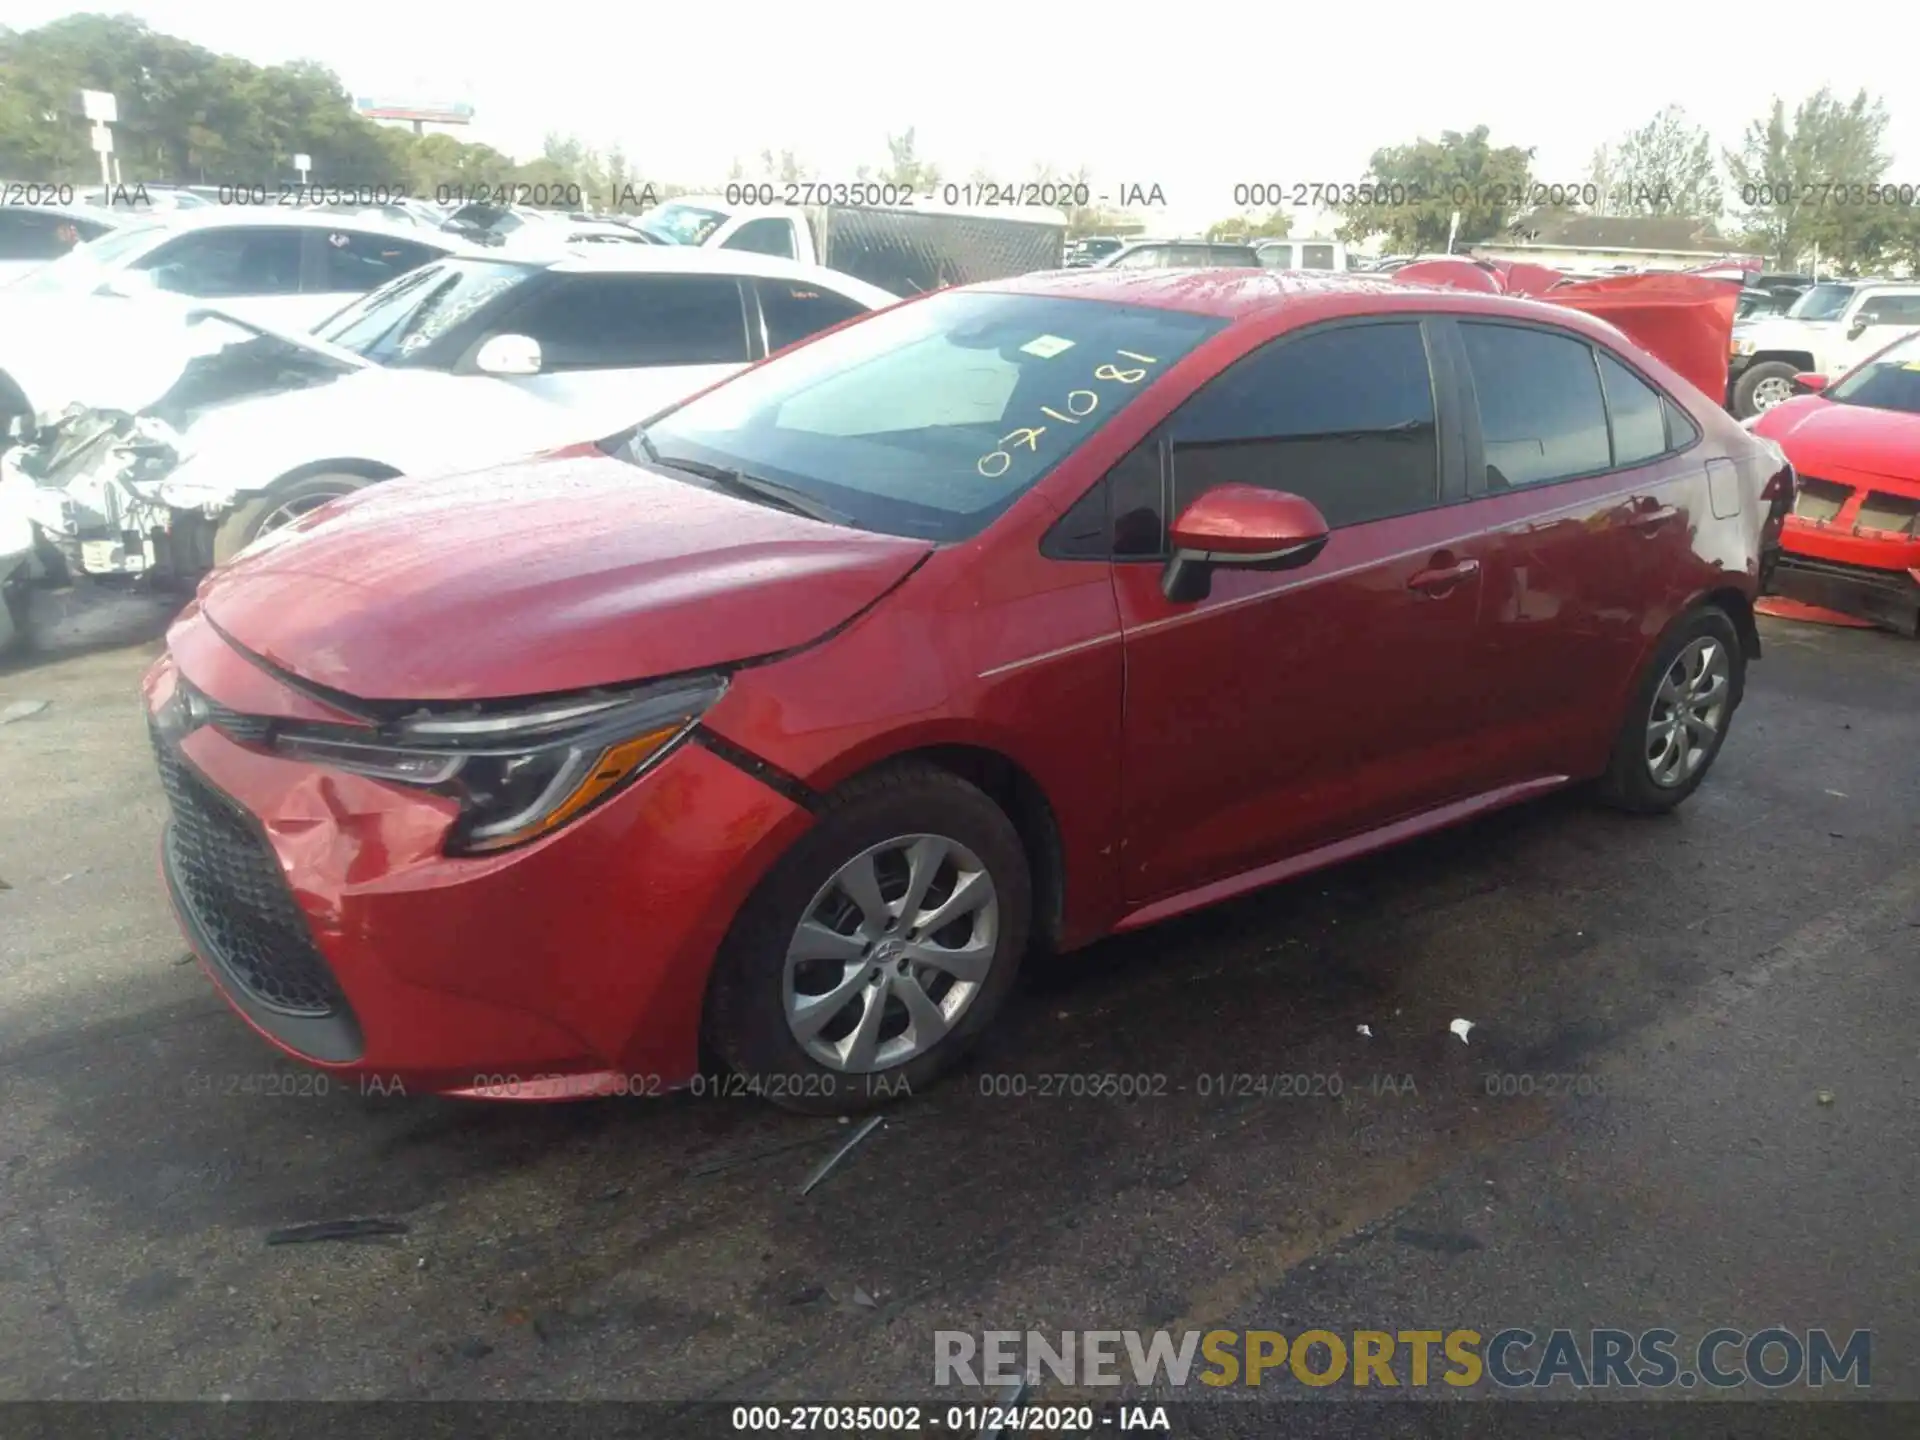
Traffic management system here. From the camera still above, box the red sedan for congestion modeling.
[144,266,1792,1111]
[1750,328,1920,635]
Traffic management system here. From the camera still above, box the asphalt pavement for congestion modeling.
[1,586,1916,1425]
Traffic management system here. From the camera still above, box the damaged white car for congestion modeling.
[2,247,895,643]
[2,302,589,610]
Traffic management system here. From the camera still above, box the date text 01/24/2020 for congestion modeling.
[721,180,1166,209]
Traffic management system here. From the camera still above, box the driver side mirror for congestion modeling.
[1846,315,1874,339]
[96,269,159,299]
[473,333,543,376]
[1791,372,1829,394]
[1162,484,1331,604]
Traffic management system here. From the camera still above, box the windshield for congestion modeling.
[624,290,1225,541]
[14,223,163,294]
[313,259,540,366]
[638,202,728,245]
[1785,284,1855,321]
[1825,330,1920,415]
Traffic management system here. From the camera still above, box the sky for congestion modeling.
[11,1,1919,234]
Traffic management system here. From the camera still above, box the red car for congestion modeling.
[143,264,1792,1111]
[1750,328,1920,635]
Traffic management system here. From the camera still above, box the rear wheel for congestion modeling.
[1597,606,1744,814]
[211,472,372,567]
[705,763,1032,1114]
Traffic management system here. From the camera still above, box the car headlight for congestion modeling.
[1730,338,1757,357]
[268,676,727,854]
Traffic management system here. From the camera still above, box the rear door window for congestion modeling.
[1596,351,1670,467]
[135,227,305,297]
[1458,322,1611,488]
[505,273,751,369]
[319,230,442,292]
[0,210,103,261]
[756,278,870,352]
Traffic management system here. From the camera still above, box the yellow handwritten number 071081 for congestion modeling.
[975,352,1159,479]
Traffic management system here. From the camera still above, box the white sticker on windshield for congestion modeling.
[1020,335,1075,359]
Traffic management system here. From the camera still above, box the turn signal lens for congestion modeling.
[455,724,685,854]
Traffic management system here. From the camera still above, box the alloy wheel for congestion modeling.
[1645,636,1731,788]
[257,488,355,536]
[782,833,999,1073]
[1750,375,1795,411]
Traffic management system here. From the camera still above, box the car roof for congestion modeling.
[430,243,899,305]
[0,202,132,227]
[111,207,470,246]
[982,267,1653,333]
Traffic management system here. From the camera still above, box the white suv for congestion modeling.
[1728,280,1920,416]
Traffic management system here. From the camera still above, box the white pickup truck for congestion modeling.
[1728,279,1920,416]
[633,194,1066,296]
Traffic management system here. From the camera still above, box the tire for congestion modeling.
[211,472,373,567]
[0,580,27,656]
[1596,605,1745,814]
[1732,361,1800,419]
[705,762,1032,1115]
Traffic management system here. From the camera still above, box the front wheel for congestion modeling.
[211,472,373,567]
[0,578,28,656]
[1596,606,1744,814]
[1732,361,1799,418]
[704,763,1032,1114]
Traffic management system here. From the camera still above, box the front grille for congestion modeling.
[150,722,344,1017]
[1855,491,1920,537]
[1792,476,1853,524]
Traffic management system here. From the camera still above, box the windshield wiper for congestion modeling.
[635,437,852,526]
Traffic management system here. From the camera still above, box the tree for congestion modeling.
[1604,105,1722,218]
[861,127,939,192]
[1331,125,1534,253]
[1206,211,1291,242]
[1724,88,1893,269]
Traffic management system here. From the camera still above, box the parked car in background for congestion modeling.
[141,264,1785,1111]
[1096,239,1262,269]
[0,203,129,288]
[1255,239,1349,271]
[0,210,465,331]
[1728,279,1920,417]
[1065,236,1126,267]
[635,195,1067,295]
[0,249,896,625]
[0,213,473,446]
[1750,328,1920,635]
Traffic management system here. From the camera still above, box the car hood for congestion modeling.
[1752,397,1920,491]
[0,293,368,421]
[197,451,934,701]
[1738,315,1831,344]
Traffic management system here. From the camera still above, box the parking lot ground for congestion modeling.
[2,591,1917,1409]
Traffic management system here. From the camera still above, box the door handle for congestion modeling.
[1407,556,1480,595]
[1629,497,1680,531]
